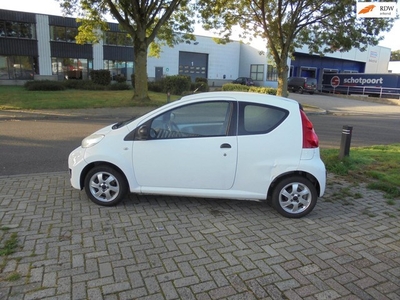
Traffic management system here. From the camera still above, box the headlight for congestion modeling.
[81,134,105,148]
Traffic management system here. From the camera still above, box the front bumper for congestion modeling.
[68,146,86,190]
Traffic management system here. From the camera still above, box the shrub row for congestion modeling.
[147,76,210,95]
[25,77,278,94]
[24,80,66,91]
[24,80,131,91]
[222,83,277,95]
[90,70,111,86]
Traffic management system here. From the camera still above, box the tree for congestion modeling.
[391,50,400,61]
[58,0,195,101]
[197,0,395,96]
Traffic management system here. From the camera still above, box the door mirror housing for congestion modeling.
[136,125,149,140]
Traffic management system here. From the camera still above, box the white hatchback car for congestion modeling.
[69,92,326,218]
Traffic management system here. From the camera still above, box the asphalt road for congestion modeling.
[1,94,399,176]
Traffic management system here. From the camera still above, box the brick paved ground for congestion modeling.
[0,172,399,299]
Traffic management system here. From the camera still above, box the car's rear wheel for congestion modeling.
[272,176,317,218]
[84,165,128,206]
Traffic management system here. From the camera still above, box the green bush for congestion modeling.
[90,70,111,86]
[81,82,106,90]
[148,80,164,93]
[114,74,126,83]
[192,77,209,92]
[63,79,85,89]
[222,83,251,92]
[195,77,208,83]
[63,79,104,90]
[163,75,191,95]
[222,83,277,95]
[108,82,131,90]
[249,86,277,95]
[191,82,209,93]
[65,80,105,90]
[24,80,66,91]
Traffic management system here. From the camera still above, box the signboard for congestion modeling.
[356,2,397,18]
[331,76,340,88]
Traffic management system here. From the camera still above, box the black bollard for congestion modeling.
[339,125,353,160]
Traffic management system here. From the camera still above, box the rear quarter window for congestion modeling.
[238,102,289,135]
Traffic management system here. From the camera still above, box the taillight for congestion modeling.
[300,109,319,148]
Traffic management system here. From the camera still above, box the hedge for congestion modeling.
[90,69,111,86]
[163,75,192,95]
[222,83,277,95]
[24,80,66,91]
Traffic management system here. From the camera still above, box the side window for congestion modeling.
[239,103,288,135]
[150,101,232,139]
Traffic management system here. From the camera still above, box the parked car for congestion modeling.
[68,92,326,218]
[288,77,317,94]
[232,77,255,86]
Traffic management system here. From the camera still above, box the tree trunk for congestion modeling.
[133,37,150,102]
[276,59,289,97]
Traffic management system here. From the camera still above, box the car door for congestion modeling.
[234,102,298,195]
[132,101,238,190]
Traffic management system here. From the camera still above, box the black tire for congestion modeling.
[84,165,128,206]
[272,176,318,218]
[299,87,304,94]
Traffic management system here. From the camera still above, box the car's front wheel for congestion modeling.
[272,176,317,218]
[84,165,128,206]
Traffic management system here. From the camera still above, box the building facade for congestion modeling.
[291,44,392,89]
[0,9,392,88]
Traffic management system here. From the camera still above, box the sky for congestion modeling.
[1,0,399,51]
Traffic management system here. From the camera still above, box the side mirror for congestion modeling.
[136,125,148,140]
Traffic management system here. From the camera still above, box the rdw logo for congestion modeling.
[356,1,397,18]
[358,4,376,14]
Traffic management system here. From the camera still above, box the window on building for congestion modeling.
[267,65,278,81]
[51,57,91,80]
[0,20,36,39]
[50,26,77,42]
[104,31,133,46]
[250,64,264,81]
[105,32,118,45]
[103,60,134,80]
[0,55,34,80]
[66,27,78,42]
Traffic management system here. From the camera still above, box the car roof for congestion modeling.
[179,91,299,107]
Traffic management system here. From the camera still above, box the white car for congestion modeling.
[68,91,326,218]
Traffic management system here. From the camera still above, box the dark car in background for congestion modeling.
[288,77,317,94]
[232,77,255,86]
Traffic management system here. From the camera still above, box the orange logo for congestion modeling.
[358,4,376,14]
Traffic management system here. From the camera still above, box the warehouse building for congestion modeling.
[0,8,392,88]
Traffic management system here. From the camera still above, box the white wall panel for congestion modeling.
[36,14,52,75]
[93,39,104,70]
[147,35,241,83]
